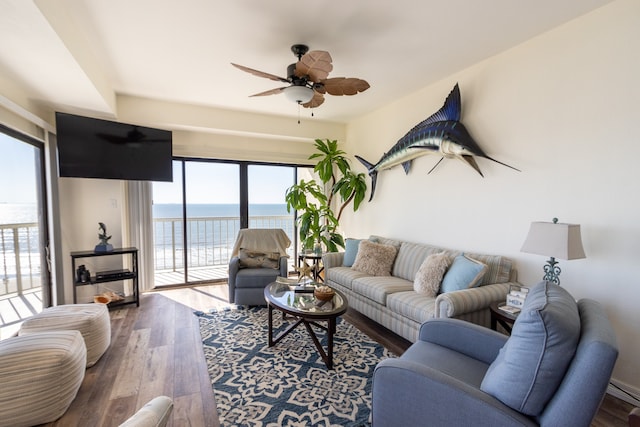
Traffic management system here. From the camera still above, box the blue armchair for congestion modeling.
[372,281,618,427]
[228,228,290,306]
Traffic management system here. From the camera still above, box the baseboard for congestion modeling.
[608,379,640,406]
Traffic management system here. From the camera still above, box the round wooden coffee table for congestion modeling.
[264,281,348,369]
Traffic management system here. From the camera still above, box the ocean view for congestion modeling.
[152,203,295,270]
[0,203,295,283]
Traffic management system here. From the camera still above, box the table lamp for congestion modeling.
[521,217,586,286]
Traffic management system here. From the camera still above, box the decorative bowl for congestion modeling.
[93,295,110,304]
[314,286,335,302]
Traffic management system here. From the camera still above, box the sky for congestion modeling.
[152,160,297,204]
[0,133,38,203]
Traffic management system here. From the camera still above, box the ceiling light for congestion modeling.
[283,86,314,104]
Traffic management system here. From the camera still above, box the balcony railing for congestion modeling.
[0,222,41,297]
[153,215,295,276]
[0,216,296,297]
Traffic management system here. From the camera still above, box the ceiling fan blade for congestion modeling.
[302,91,325,108]
[322,77,370,96]
[231,63,289,83]
[249,87,287,97]
[295,50,333,82]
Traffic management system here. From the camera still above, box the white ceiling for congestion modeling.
[0,0,613,125]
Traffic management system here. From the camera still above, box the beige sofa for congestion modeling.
[322,235,518,342]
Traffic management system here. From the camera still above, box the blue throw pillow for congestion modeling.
[343,238,362,267]
[480,281,580,416]
[440,254,487,293]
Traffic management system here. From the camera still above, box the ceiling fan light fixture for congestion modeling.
[283,85,314,104]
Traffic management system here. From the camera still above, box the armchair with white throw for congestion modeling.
[228,228,291,305]
[372,281,618,427]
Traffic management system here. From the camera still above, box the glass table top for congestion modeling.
[265,281,347,316]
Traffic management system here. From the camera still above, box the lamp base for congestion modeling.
[542,257,561,286]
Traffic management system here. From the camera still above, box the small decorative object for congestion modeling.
[521,217,586,286]
[93,295,110,304]
[76,265,90,283]
[314,285,335,302]
[505,284,529,309]
[93,289,125,304]
[94,222,113,252]
[355,83,520,201]
[295,262,314,283]
[313,241,322,256]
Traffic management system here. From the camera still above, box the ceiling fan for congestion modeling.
[231,44,370,109]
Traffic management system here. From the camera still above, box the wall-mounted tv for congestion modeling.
[56,112,173,182]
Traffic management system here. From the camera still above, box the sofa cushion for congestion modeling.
[369,235,402,248]
[326,266,368,291]
[343,238,362,267]
[393,242,454,281]
[238,248,280,269]
[464,252,513,285]
[440,254,487,293]
[352,240,398,277]
[414,252,450,296]
[386,291,438,324]
[352,276,414,305]
[480,281,580,416]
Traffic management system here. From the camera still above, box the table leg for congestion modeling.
[268,304,274,347]
[327,317,335,369]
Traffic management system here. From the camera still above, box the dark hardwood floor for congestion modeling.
[45,283,634,426]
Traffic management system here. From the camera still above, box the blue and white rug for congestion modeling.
[197,306,393,427]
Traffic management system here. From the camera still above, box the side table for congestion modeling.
[489,301,519,335]
[298,252,324,282]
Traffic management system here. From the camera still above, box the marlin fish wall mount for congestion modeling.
[355,83,519,201]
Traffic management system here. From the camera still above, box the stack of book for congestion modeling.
[499,285,529,314]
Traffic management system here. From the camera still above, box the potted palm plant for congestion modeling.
[285,138,367,253]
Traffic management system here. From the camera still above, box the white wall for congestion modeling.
[343,0,640,393]
[58,177,125,303]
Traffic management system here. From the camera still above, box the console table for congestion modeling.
[71,247,139,308]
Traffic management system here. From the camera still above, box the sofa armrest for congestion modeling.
[372,358,536,427]
[418,318,507,364]
[434,282,514,318]
[322,252,344,270]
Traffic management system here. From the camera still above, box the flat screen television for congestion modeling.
[56,112,173,182]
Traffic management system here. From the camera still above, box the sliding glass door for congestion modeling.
[152,159,298,287]
[185,162,240,283]
[248,164,296,267]
[0,128,48,338]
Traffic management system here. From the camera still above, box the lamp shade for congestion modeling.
[283,85,314,104]
[521,221,586,260]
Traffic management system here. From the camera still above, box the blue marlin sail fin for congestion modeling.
[404,84,461,136]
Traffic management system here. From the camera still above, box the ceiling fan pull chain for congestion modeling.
[297,102,301,124]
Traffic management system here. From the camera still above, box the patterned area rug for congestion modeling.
[197,307,393,427]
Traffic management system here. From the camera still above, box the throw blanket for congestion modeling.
[231,228,291,257]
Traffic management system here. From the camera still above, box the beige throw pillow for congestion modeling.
[414,252,450,296]
[351,240,398,276]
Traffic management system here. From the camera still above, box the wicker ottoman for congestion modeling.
[0,330,86,427]
[20,303,111,367]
